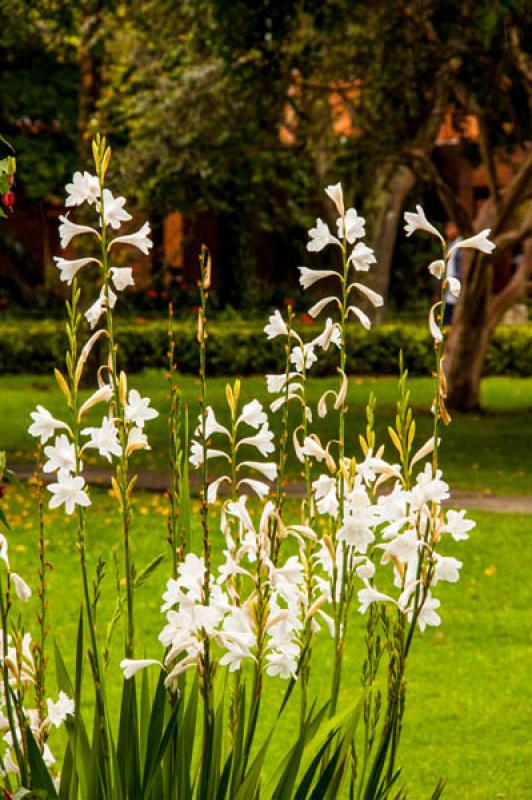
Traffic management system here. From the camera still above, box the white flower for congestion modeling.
[349,242,376,271]
[410,463,449,507]
[108,221,152,255]
[237,399,267,429]
[337,515,375,553]
[48,470,91,515]
[125,389,159,428]
[432,555,463,585]
[43,434,76,473]
[111,267,134,291]
[237,424,275,457]
[126,426,151,456]
[265,645,299,679]
[53,256,99,285]
[337,208,365,244]
[46,691,75,728]
[443,509,475,541]
[356,560,375,580]
[189,441,228,468]
[298,267,340,289]
[301,436,328,463]
[58,214,99,249]
[239,461,277,482]
[447,229,495,257]
[120,658,162,679]
[28,405,67,444]
[312,319,341,351]
[198,406,230,438]
[312,474,338,517]
[264,310,288,339]
[11,573,31,603]
[290,344,317,373]
[347,305,371,330]
[446,276,461,298]
[350,282,383,308]
[85,287,117,330]
[358,583,397,614]
[65,171,100,207]
[100,188,131,230]
[82,417,121,462]
[325,182,344,215]
[404,205,444,242]
[428,259,445,279]
[410,593,441,632]
[307,218,340,252]
[428,302,443,342]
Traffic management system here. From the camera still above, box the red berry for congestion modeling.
[2,191,14,208]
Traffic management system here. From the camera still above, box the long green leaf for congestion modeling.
[26,726,58,798]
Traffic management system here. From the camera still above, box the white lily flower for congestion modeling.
[109,221,153,254]
[337,208,366,244]
[428,259,445,279]
[46,691,75,728]
[429,301,443,342]
[324,182,344,215]
[447,229,495,256]
[239,461,277,481]
[82,417,121,462]
[432,555,463,585]
[307,218,340,252]
[207,476,230,504]
[301,435,328,463]
[28,405,68,444]
[189,441,229,468]
[298,267,340,289]
[290,343,317,372]
[11,573,31,603]
[349,241,376,271]
[446,276,461,298]
[408,592,441,631]
[237,399,267,429]
[347,305,371,330]
[264,310,288,339]
[78,384,113,418]
[65,171,100,207]
[337,516,375,553]
[404,205,444,243]
[120,659,163,680]
[125,426,151,456]
[58,214,99,249]
[238,478,270,498]
[125,389,159,429]
[442,509,475,541]
[350,282,384,308]
[48,469,91,515]
[43,433,76,473]
[358,583,397,614]
[356,560,376,580]
[312,318,341,351]
[100,188,131,230]
[308,295,341,318]
[53,256,99,285]
[237,424,275,457]
[85,287,117,330]
[111,267,134,291]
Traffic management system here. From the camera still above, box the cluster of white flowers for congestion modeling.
[189,398,276,503]
[27,171,159,515]
[121,183,491,694]
[0,630,74,779]
[122,495,329,685]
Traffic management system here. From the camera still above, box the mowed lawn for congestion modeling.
[2,483,531,799]
[1,371,531,494]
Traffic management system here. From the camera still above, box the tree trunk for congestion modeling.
[365,164,417,319]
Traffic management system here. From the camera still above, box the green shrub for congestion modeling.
[0,318,530,376]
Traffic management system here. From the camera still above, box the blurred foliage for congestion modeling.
[0,316,530,377]
[0,0,530,306]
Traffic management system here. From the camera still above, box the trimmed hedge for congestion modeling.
[0,318,531,377]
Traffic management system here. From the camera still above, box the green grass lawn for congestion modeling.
[2,483,531,798]
[1,371,531,495]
